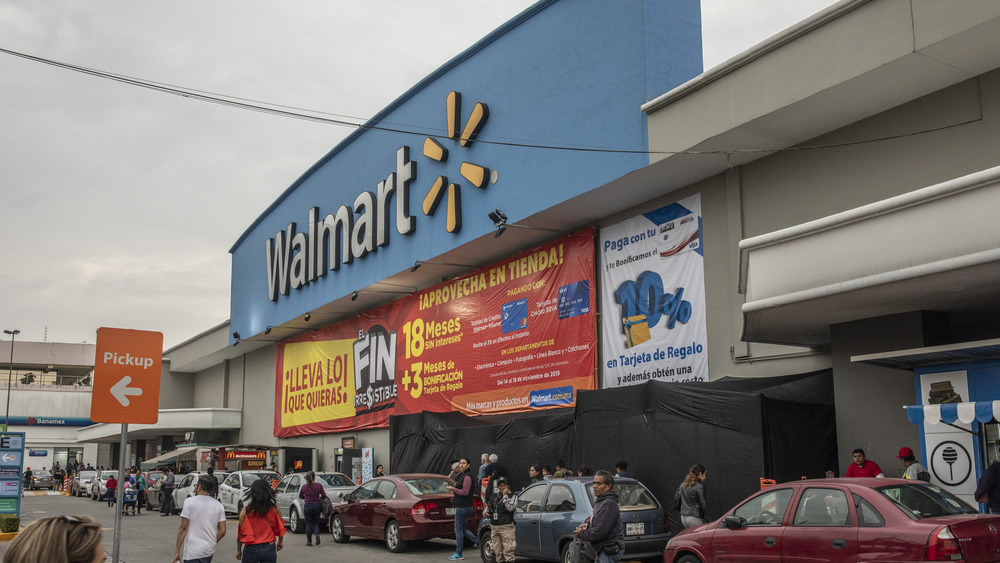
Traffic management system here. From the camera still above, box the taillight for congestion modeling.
[925,525,962,561]
[473,498,485,511]
[412,500,438,516]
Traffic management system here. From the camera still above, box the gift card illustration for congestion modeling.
[502,298,528,334]
[558,280,590,320]
[658,214,700,258]
[622,315,651,348]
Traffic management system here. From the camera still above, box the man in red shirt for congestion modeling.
[845,448,885,478]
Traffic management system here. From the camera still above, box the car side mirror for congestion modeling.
[341,492,351,502]
[723,515,746,530]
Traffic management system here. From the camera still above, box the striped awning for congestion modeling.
[905,401,1000,425]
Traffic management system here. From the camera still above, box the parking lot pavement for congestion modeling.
[0,492,572,562]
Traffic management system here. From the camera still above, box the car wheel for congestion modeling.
[479,530,496,563]
[677,555,702,563]
[384,520,407,553]
[331,514,349,543]
[289,507,304,534]
[560,541,574,563]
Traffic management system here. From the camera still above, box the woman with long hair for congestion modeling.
[237,478,286,563]
[674,464,709,528]
[297,471,327,547]
[4,515,104,563]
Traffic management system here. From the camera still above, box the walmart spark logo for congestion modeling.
[420,91,494,233]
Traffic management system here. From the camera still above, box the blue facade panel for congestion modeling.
[229,0,702,339]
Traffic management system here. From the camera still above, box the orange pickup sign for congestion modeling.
[91,327,163,424]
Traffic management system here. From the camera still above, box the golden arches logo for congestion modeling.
[421,91,493,233]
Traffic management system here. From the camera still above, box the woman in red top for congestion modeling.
[105,475,117,507]
[297,471,328,547]
[237,479,285,563]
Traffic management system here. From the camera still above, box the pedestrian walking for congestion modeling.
[674,464,709,528]
[4,514,105,563]
[975,461,1000,512]
[236,478,286,563]
[575,470,624,563]
[106,474,117,507]
[160,466,177,516]
[484,476,517,563]
[445,458,479,560]
[298,471,327,547]
[173,475,227,563]
[136,472,147,515]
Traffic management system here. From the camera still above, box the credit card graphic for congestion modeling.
[501,298,528,334]
[658,214,700,257]
[558,280,589,319]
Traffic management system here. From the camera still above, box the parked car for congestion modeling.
[662,477,1000,563]
[71,470,98,497]
[477,476,669,563]
[27,469,55,490]
[143,470,167,509]
[218,470,281,514]
[172,471,231,514]
[276,472,355,533]
[328,473,483,553]
[90,470,119,501]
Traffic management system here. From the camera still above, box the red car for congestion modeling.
[328,473,484,553]
[664,478,1000,562]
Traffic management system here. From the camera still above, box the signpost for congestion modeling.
[92,327,163,563]
[0,432,24,516]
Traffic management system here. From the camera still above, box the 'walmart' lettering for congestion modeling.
[265,147,416,301]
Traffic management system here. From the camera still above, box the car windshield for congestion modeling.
[242,472,277,485]
[35,470,52,477]
[402,477,452,495]
[586,481,659,511]
[101,471,117,479]
[79,471,97,479]
[147,472,164,482]
[875,482,978,518]
[318,473,354,487]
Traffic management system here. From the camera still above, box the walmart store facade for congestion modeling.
[74,0,1000,507]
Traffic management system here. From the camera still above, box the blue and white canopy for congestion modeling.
[905,401,1000,425]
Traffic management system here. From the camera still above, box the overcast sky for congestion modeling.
[0,0,838,349]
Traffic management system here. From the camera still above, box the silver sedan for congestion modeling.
[276,472,356,533]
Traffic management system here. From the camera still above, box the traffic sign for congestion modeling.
[91,328,163,424]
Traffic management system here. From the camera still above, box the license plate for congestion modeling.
[446,507,455,516]
[626,522,645,535]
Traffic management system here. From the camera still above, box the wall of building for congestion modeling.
[193,362,226,409]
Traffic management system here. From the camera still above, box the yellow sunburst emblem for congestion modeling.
[421,91,493,233]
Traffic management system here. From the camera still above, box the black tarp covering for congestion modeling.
[390,370,836,534]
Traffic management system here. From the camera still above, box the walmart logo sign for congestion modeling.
[264,91,496,301]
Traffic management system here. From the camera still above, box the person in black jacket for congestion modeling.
[446,458,479,560]
[484,477,517,563]
[575,470,624,562]
[975,461,1000,513]
[675,464,709,528]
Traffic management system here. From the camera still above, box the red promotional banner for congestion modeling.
[274,229,597,437]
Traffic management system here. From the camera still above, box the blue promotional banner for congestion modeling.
[599,194,709,387]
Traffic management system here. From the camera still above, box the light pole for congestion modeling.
[3,329,19,429]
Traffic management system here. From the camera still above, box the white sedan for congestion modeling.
[218,470,281,514]
[172,471,231,514]
[276,472,355,533]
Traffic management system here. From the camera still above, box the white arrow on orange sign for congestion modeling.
[110,376,143,407]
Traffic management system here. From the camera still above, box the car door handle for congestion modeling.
[764,537,777,547]
[832,539,846,549]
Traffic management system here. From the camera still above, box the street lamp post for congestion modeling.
[3,329,19,429]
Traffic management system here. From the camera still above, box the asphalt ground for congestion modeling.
[0,490,582,563]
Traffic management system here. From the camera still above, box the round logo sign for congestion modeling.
[930,440,972,486]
